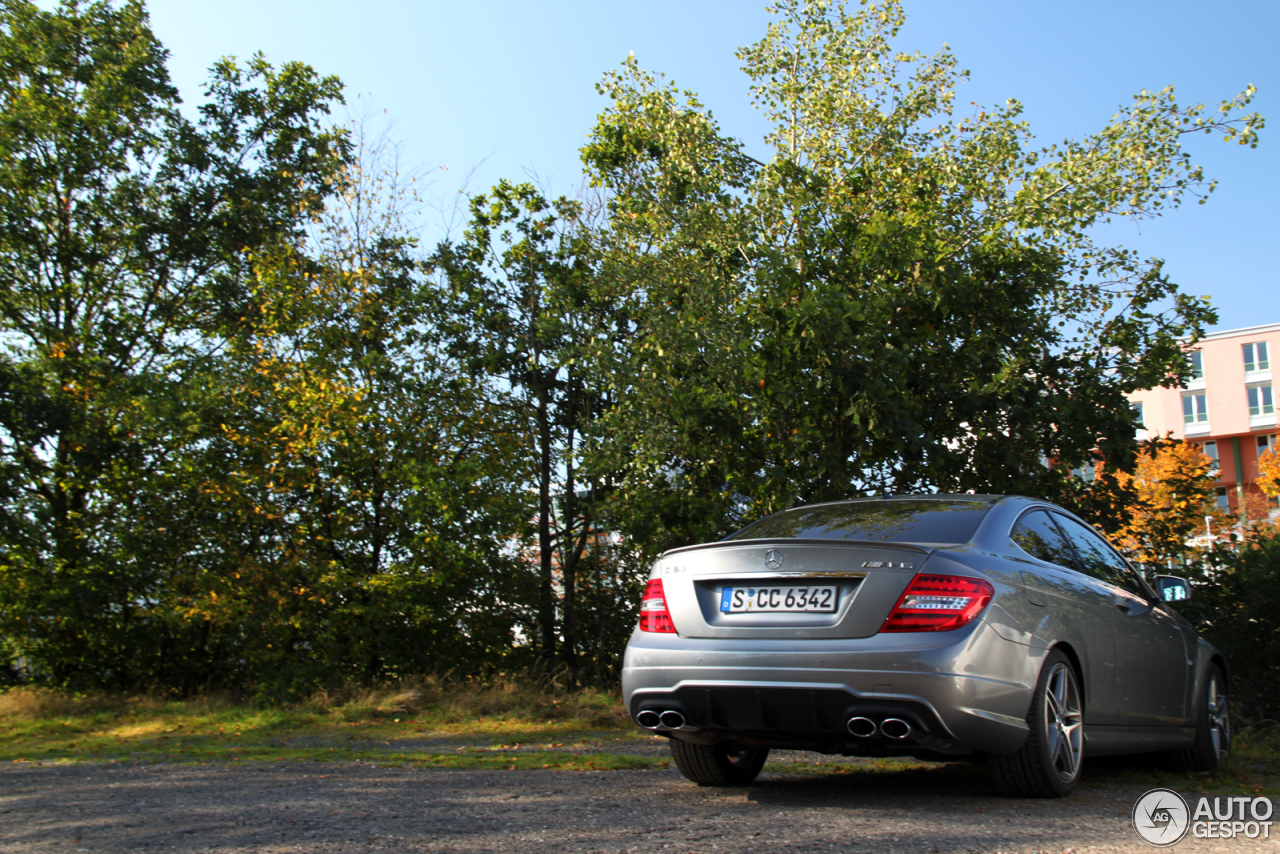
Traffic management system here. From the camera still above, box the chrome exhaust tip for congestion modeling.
[659,710,686,729]
[636,710,662,729]
[846,716,877,738]
[881,717,912,740]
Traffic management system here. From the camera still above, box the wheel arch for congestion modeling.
[1178,639,1228,729]
[1049,641,1086,710]
[1210,653,1228,689]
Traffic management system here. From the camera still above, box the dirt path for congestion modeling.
[1,759,1274,853]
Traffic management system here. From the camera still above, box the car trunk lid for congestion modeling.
[655,539,932,639]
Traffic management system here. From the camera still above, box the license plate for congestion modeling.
[720,586,838,613]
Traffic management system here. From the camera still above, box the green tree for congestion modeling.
[0,0,348,687]
[155,134,534,693]
[430,182,640,679]
[580,0,1261,551]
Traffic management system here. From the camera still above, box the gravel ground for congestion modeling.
[1,758,1275,853]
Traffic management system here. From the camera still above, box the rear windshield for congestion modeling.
[725,500,992,544]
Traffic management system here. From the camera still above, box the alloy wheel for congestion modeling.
[1043,661,1083,783]
[1207,675,1230,761]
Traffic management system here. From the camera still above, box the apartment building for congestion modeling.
[1127,321,1279,518]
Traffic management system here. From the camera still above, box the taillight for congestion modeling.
[638,578,676,633]
[880,574,994,633]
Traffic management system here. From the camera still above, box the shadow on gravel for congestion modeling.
[748,760,1000,806]
[743,751,1231,809]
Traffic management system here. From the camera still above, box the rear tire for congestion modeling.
[669,738,769,786]
[990,649,1084,798]
[1169,664,1230,772]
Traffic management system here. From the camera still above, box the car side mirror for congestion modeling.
[1153,575,1191,603]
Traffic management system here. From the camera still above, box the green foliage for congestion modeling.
[0,0,349,688]
[136,135,535,695]
[1179,527,1280,721]
[580,0,1258,550]
[0,0,1268,698]
[0,4,534,694]
[430,182,646,682]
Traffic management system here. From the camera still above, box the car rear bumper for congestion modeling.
[621,619,1037,755]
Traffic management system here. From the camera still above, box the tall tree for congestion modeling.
[0,0,348,687]
[145,126,535,694]
[580,0,1262,551]
[430,182,629,676]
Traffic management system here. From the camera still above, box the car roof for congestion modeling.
[781,494,1008,511]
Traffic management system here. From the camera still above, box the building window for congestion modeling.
[1215,487,1230,513]
[1131,401,1145,427]
[1201,440,1220,477]
[1189,351,1204,380]
[1182,393,1208,424]
[1248,384,1275,417]
[1071,463,1097,483]
[1244,341,1270,373]
[1261,434,1278,454]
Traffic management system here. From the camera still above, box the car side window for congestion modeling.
[1011,510,1077,569]
[1052,514,1143,596]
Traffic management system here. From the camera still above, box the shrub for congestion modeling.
[1179,524,1280,722]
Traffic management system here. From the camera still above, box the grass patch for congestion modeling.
[0,678,653,770]
[4,681,1277,793]
[0,674,631,731]
[3,744,668,772]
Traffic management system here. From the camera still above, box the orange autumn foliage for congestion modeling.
[1259,445,1280,498]
[1103,440,1225,567]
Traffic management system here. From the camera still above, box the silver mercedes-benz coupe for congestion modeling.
[622,494,1229,797]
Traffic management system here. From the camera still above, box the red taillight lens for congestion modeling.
[638,578,676,633]
[880,574,994,633]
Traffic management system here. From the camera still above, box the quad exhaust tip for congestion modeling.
[846,716,877,738]
[659,710,686,729]
[881,717,912,740]
[636,709,687,730]
[643,707,906,737]
[846,716,912,739]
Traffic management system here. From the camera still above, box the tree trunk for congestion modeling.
[536,378,556,663]
[560,386,579,678]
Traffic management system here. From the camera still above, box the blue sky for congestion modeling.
[144,0,1277,333]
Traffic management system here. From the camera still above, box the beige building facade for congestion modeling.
[1127,322,1279,517]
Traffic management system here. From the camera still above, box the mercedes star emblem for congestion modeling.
[764,548,784,570]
